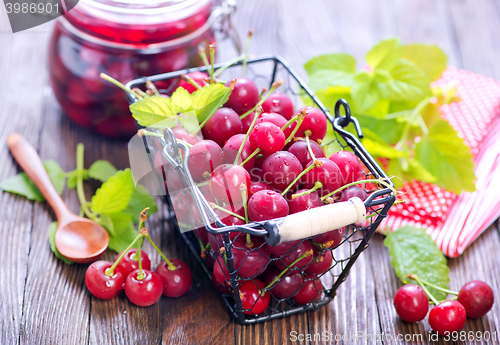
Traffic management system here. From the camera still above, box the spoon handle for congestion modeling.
[7,133,71,221]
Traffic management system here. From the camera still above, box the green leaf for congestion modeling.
[384,226,449,301]
[377,59,431,102]
[91,169,134,214]
[129,96,177,127]
[125,184,158,223]
[304,53,357,90]
[88,160,117,183]
[361,137,408,159]
[365,38,401,71]
[191,84,231,122]
[1,160,66,201]
[0,173,44,201]
[48,222,74,264]
[406,158,437,184]
[415,119,476,193]
[67,169,88,190]
[355,113,405,144]
[170,87,194,113]
[351,72,380,111]
[44,160,65,195]
[106,213,138,252]
[401,44,448,80]
[177,111,201,134]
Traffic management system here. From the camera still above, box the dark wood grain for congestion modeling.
[2,0,500,344]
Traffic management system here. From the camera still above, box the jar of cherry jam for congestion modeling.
[49,0,234,138]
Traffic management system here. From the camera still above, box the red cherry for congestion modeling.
[302,158,343,197]
[255,112,294,138]
[305,250,333,276]
[248,190,289,222]
[241,112,257,133]
[457,280,494,318]
[428,300,466,335]
[180,71,208,93]
[263,267,304,299]
[124,269,163,307]
[292,277,324,305]
[201,108,243,147]
[329,151,363,185]
[223,134,256,170]
[262,151,303,192]
[393,284,429,323]
[155,259,193,298]
[249,122,285,156]
[85,260,124,300]
[232,236,270,279]
[172,126,202,145]
[114,248,151,278]
[188,140,223,182]
[313,228,344,248]
[249,167,265,183]
[239,279,270,315]
[209,164,251,204]
[261,91,294,120]
[265,240,302,258]
[337,186,368,202]
[276,240,313,271]
[288,190,323,214]
[291,106,327,141]
[288,140,325,169]
[248,182,272,198]
[212,255,231,294]
[224,77,260,115]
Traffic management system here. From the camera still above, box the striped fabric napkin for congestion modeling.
[379,67,500,257]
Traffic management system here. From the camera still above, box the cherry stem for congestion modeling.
[281,159,320,196]
[139,129,193,148]
[234,107,262,165]
[136,237,146,280]
[190,79,237,136]
[100,73,142,99]
[209,44,216,84]
[408,273,458,296]
[291,181,323,199]
[213,54,246,78]
[260,87,267,98]
[198,45,211,74]
[242,29,253,77]
[105,233,144,277]
[304,131,317,161]
[240,185,249,224]
[263,249,313,290]
[320,178,395,201]
[407,273,440,305]
[240,148,261,166]
[145,235,177,271]
[182,74,202,91]
[145,80,160,96]
[209,202,246,221]
[239,79,283,120]
[75,144,96,221]
[283,110,306,144]
[245,233,253,248]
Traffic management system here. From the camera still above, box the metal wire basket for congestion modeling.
[125,56,395,324]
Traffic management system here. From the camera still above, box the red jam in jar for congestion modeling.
[49,0,217,138]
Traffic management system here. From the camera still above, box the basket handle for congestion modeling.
[271,197,366,244]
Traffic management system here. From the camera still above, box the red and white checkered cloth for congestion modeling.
[379,67,500,257]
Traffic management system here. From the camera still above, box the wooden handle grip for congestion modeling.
[276,197,366,244]
[7,133,70,220]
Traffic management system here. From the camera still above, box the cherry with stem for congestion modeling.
[239,79,283,120]
[233,106,262,165]
[182,73,203,91]
[263,249,313,291]
[407,273,440,305]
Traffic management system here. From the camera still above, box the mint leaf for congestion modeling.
[48,222,74,264]
[384,226,449,301]
[415,119,476,193]
[91,169,134,214]
[1,161,65,201]
[401,44,448,80]
[170,87,193,113]
[377,59,430,102]
[126,184,158,223]
[191,84,231,122]
[67,169,88,189]
[106,213,138,252]
[1,173,44,201]
[350,72,380,111]
[88,160,117,183]
[365,38,401,71]
[304,53,356,90]
[129,96,177,127]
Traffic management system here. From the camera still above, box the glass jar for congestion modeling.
[49,0,228,138]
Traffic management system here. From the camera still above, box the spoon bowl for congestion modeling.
[7,133,109,263]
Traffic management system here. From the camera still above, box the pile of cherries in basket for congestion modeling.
[394,276,494,335]
[85,209,193,307]
[156,68,372,316]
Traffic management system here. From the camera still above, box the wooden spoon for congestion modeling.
[7,133,109,263]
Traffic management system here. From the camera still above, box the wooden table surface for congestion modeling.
[1,0,500,344]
